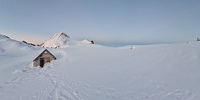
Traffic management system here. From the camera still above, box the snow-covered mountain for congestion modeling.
[72,39,93,45]
[1,34,200,100]
[42,32,70,48]
[42,32,94,48]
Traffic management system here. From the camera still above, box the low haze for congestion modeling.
[0,0,200,46]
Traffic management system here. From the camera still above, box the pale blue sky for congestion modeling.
[0,0,200,45]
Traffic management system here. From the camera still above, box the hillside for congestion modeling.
[0,35,200,100]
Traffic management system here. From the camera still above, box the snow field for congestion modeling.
[0,34,200,100]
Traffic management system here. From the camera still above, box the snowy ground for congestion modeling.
[0,36,200,100]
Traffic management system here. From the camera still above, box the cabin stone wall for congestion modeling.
[33,51,56,67]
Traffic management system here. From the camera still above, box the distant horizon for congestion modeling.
[1,32,197,47]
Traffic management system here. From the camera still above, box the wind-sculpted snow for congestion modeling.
[0,38,200,100]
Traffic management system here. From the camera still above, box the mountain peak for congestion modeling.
[61,32,70,38]
[51,32,70,40]
[42,32,70,48]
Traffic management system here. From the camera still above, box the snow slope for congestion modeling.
[0,35,200,100]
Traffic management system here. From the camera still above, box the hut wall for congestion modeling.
[33,52,56,67]
[33,59,40,67]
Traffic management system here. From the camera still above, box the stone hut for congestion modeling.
[33,49,56,67]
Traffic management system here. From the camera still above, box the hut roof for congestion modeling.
[33,49,56,61]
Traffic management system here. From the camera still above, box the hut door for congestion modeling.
[40,58,44,67]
